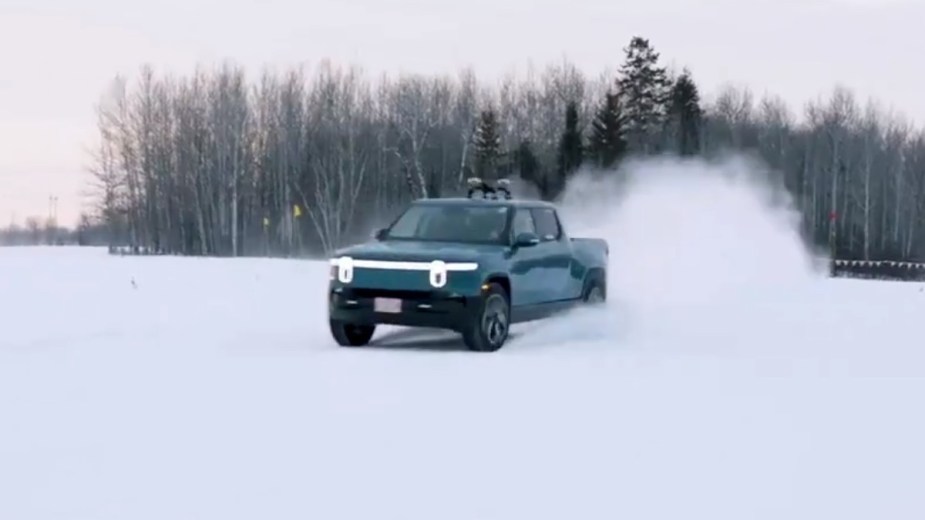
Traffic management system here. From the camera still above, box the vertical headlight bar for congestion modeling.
[337,256,354,283]
[429,260,447,288]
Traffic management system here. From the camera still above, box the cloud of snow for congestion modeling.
[509,152,829,348]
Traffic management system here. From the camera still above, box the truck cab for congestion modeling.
[327,178,609,351]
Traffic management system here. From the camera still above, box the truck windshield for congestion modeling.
[386,204,510,244]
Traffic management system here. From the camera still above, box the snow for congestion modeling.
[3,156,925,520]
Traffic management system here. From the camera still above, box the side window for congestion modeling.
[531,208,561,241]
[511,208,536,237]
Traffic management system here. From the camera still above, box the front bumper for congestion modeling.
[328,286,482,331]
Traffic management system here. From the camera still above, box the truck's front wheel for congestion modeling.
[462,282,510,352]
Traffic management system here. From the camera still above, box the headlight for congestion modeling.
[429,260,447,288]
[329,256,354,283]
[428,261,478,288]
[328,257,475,287]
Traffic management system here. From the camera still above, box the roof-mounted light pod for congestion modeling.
[466,177,512,200]
[466,177,484,188]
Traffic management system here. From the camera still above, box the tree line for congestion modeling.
[83,35,925,262]
[0,213,111,248]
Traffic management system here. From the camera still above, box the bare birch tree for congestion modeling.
[85,38,925,264]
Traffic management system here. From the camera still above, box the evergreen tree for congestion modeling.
[617,36,671,153]
[587,90,628,169]
[556,101,583,196]
[516,139,553,199]
[473,107,502,180]
[666,69,703,156]
[515,139,540,184]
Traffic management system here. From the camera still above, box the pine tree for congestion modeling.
[556,101,583,197]
[616,36,671,154]
[587,90,628,169]
[558,101,583,175]
[515,140,540,184]
[666,69,703,156]
[516,139,553,199]
[473,107,502,180]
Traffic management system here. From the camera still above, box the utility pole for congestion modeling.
[47,194,59,245]
[829,210,838,276]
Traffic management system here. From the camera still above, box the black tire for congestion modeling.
[461,282,511,352]
[329,320,376,347]
[582,272,606,305]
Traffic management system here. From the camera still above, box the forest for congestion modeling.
[75,35,925,263]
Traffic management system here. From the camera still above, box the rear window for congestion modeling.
[530,208,561,241]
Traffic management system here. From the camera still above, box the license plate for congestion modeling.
[374,297,402,314]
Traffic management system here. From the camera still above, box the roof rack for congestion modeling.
[466,177,512,200]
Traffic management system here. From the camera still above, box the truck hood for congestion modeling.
[334,240,502,264]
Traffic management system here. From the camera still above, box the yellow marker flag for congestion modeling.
[293,204,302,218]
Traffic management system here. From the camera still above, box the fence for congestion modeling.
[832,259,925,282]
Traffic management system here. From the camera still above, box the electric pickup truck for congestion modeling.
[327,178,609,352]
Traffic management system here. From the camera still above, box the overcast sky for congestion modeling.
[2,0,923,226]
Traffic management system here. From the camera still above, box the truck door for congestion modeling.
[508,207,540,307]
[530,207,573,302]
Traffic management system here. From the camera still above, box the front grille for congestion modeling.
[345,287,436,300]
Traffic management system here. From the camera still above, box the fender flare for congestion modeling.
[481,272,511,298]
[581,267,607,299]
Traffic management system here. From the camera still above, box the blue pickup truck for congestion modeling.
[327,178,609,351]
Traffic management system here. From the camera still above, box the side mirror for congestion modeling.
[373,228,388,240]
[513,232,540,247]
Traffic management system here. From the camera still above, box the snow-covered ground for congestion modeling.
[2,157,925,519]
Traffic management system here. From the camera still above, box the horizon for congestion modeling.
[3,0,924,228]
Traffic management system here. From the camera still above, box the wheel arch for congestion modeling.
[482,272,511,299]
[581,267,606,297]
